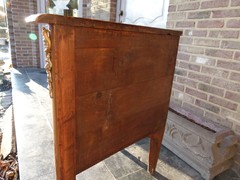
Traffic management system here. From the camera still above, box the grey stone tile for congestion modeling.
[30,172,56,180]
[12,69,55,180]
[157,146,203,180]
[214,169,239,180]
[76,162,115,180]
[136,138,149,145]
[104,151,142,179]
[127,138,149,149]
[17,136,54,159]
[11,69,33,94]
[126,141,203,180]
[26,71,48,89]
[117,169,157,180]
[15,120,54,175]
[125,142,149,165]
[19,153,55,180]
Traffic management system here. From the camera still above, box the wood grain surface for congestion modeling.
[27,14,181,180]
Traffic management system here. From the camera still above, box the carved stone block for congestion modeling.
[163,111,238,180]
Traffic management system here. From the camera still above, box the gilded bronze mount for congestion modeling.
[42,27,53,98]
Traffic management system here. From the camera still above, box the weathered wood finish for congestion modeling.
[27,14,181,180]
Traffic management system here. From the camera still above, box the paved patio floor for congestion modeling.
[11,68,237,180]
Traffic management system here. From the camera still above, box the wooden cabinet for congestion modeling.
[26,14,181,180]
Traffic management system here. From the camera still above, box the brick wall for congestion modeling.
[7,0,39,68]
[7,0,117,68]
[167,0,240,174]
[110,0,117,22]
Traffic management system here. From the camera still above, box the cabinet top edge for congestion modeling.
[25,14,182,36]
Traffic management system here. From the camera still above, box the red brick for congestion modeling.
[201,66,229,78]
[193,38,220,47]
[177,52,190,61]
[234,52,240,60]
[198,83,224,97]
[212,78,240,92]
[175,68,187,76]
[177,76,198,88]
[188,72,211,83]
[188,11,211,19]
[209,95,238,110]
[205,49,233,59]
[213,9,240,18]
[176,21,195,28]
[170,0,189,3]
[185,87,208,100]
[168,12,186,20]
[178,2,200,11]
[173,91,195,104]
[166,21,175,28]
[168,5,177,12]
[221,40,240,50]
[195,99,220,113]
[180,46,204,54]
[185,30,207,37]
[226,19,240,28]
[201,0,229,9]
[172,90,180,98]
[197,20,224,28]
[209,30,239,38]
[217,60,240,71]
[179,36,193,44]
[231,0,240,6]
[179,61,201,72]
[173,82,185,91]
[230,72,240,82]
[221,108,240,121]
[225,91,240,103]
[183,94,195,104]
[190,56,216,66]
[170,96,183,107]
[182,102,204,116]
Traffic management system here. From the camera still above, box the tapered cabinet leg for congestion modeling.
[148,129,165,174]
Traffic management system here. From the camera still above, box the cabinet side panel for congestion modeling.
[51,25,76,180]
[74,26,180,173]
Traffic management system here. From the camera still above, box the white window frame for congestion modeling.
[37,0,46,68]
[116,0,169,28]
[37,0,83,68]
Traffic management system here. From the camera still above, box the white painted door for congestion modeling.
[118,0,169,28]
